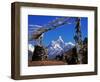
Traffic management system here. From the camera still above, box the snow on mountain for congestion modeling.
[65,42,75,46]
[28,44,34,52]
[28,44,35,60]
[47,36,75,59]
[64,42,75,51]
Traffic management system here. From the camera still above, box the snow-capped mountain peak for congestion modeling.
[57,36,64,43]
[65,42,75,46]
[47,36,75,59]
[28,44,34,52]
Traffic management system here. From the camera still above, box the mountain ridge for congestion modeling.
[28,36,75,60]
[47,36,75,59]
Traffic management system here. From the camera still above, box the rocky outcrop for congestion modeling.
[32,45,48,61]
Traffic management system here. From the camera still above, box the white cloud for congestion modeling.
[28,24,42,28]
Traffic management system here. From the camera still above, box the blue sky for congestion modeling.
[28,15,88,46]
